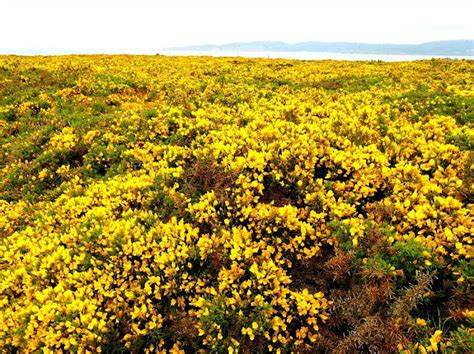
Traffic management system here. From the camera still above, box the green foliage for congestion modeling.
[396,88,474,125]
[365,253,393,275]
[447,325,474,353]
[328,220,353,252]
[446,133,474,151]
[392,238,435,281]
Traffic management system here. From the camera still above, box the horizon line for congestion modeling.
[1,38,473,56]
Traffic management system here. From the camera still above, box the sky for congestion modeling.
[1,0,473,54]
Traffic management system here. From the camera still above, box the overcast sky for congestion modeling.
[1,0,473,54]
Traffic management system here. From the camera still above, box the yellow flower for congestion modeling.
[38,168,49,180]
[429,330,443,352]
[241,327,255,341]
[352,237,358,247]
[416,318,427,326]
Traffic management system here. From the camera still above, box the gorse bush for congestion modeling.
[0,55,472,353]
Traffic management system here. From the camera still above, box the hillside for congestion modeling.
[0,56,473,352]
[168,39,474,56]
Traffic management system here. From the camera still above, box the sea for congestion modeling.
[160,50,472,62]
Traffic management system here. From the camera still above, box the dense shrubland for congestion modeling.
[0,56,472,352]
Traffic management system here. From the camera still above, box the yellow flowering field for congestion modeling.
[0,55,472,353]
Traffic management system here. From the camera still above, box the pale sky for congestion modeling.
[1,0,473,54]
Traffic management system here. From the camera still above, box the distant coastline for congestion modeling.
[159,50,472,62]
[167,40,474,56]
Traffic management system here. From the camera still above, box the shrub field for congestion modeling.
[0,56,472,352]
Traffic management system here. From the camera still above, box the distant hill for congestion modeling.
[167,40,474,56]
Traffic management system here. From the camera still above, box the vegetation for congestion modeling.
[0,55,472,353]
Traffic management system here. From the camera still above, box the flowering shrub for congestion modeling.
[0,55,472,352]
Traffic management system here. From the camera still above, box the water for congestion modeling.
[160,50,472,62]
